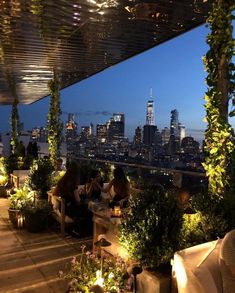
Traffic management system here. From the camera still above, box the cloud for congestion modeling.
[187,128,205,133]
[62,110,112,117]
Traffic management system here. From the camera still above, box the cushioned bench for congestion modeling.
[173,239,223,293]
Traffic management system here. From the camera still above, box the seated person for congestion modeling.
[102,166,130,208]
[177,188,194,214]
[219,229,235,292]
[85,170,103,202]
[53,163,92,236]
[53,164,81,217]
[55,158,66,172]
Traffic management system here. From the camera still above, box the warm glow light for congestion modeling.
[173,255,187,288]
[17,215,24,228]
[0,174,7,185]
[95,270,104,287]
[114,206,121,216]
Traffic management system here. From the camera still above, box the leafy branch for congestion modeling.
[203,0,235,197]
[47,72,63,165]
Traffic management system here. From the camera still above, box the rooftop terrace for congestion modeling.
[0,198,92,292]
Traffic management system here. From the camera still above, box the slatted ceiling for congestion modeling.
[0,0,212,105]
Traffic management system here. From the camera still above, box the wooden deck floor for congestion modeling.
[0,198,92,293]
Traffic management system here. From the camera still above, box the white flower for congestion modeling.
[108,272,114,279]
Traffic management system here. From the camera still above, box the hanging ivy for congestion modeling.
[203,0,235,197]
[10,99,20,154]
[47,73,63,165]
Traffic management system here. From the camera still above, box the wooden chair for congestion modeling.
[47,190,73,236]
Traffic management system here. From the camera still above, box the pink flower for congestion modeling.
[71,256,76,265]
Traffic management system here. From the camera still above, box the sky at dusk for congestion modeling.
[0,24,234,143]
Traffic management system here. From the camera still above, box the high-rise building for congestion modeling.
[81,126,90,141]
[146,100,155,126]
[170,109,179,138]
[107,113,125,142]
[32,127,48,142]
[143,125,157,146]
[161,127,170,146]
[90,123,94,136]
[144,94,156,145]
[133,126,142,145]
[66,113,78,156]
[181,136,199,154]
[97,124,107,143]
[179,123,186,143]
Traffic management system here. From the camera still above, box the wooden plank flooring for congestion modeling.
[0,199,92,293]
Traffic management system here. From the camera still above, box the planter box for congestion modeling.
[0,186,7,198]
[24,211,48,233]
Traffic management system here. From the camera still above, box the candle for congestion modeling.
[114,206,121,217]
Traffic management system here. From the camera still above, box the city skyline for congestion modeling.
[0,24,234,143]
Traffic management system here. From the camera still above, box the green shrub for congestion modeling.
[120,186,183,269]
[179,212,205,249]
[9,188,33,210]
[25,158,54,199]
[3,155,20,177]
[192,190,235,241]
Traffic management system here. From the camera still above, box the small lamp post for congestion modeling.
[128,264,143,293]
[94,237,111,276]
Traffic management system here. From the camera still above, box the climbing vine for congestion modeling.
[10,99,20,154]
[47,73,63,165]
[203,0,235,197]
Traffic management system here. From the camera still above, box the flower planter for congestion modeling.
[8,208,24,229]
[24,210,49,233]
[0,186,7,198]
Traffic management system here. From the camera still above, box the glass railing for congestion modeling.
[74,156,207,194]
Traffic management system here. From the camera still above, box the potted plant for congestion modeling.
[22,198,52,233]
[8,188,33,229]
[25,157,54,199]
[0,157,8,197]
[120,186,183,272]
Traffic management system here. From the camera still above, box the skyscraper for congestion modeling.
[133,126,142,145]
[179,123,186,143]
[146,100,155,126]
[168,109,180,154]
[161,127,170,146]
[107,113,125,142]
[144,93,156,145]
[170,109,179,138]
[143,125,157,146]
[81,126,90,141]
[97,124,107,143]
[66,113,78,157]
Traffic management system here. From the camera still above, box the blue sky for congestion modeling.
[0,24,234,142]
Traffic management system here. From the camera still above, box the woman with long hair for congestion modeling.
[102,166,130,208]
[53,163,81,218]
[53,163,92,236]
[85,169,103,201]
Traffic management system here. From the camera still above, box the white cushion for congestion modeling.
[194,266,218,293]
[174,240,223,293]
[219,230,235,292]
